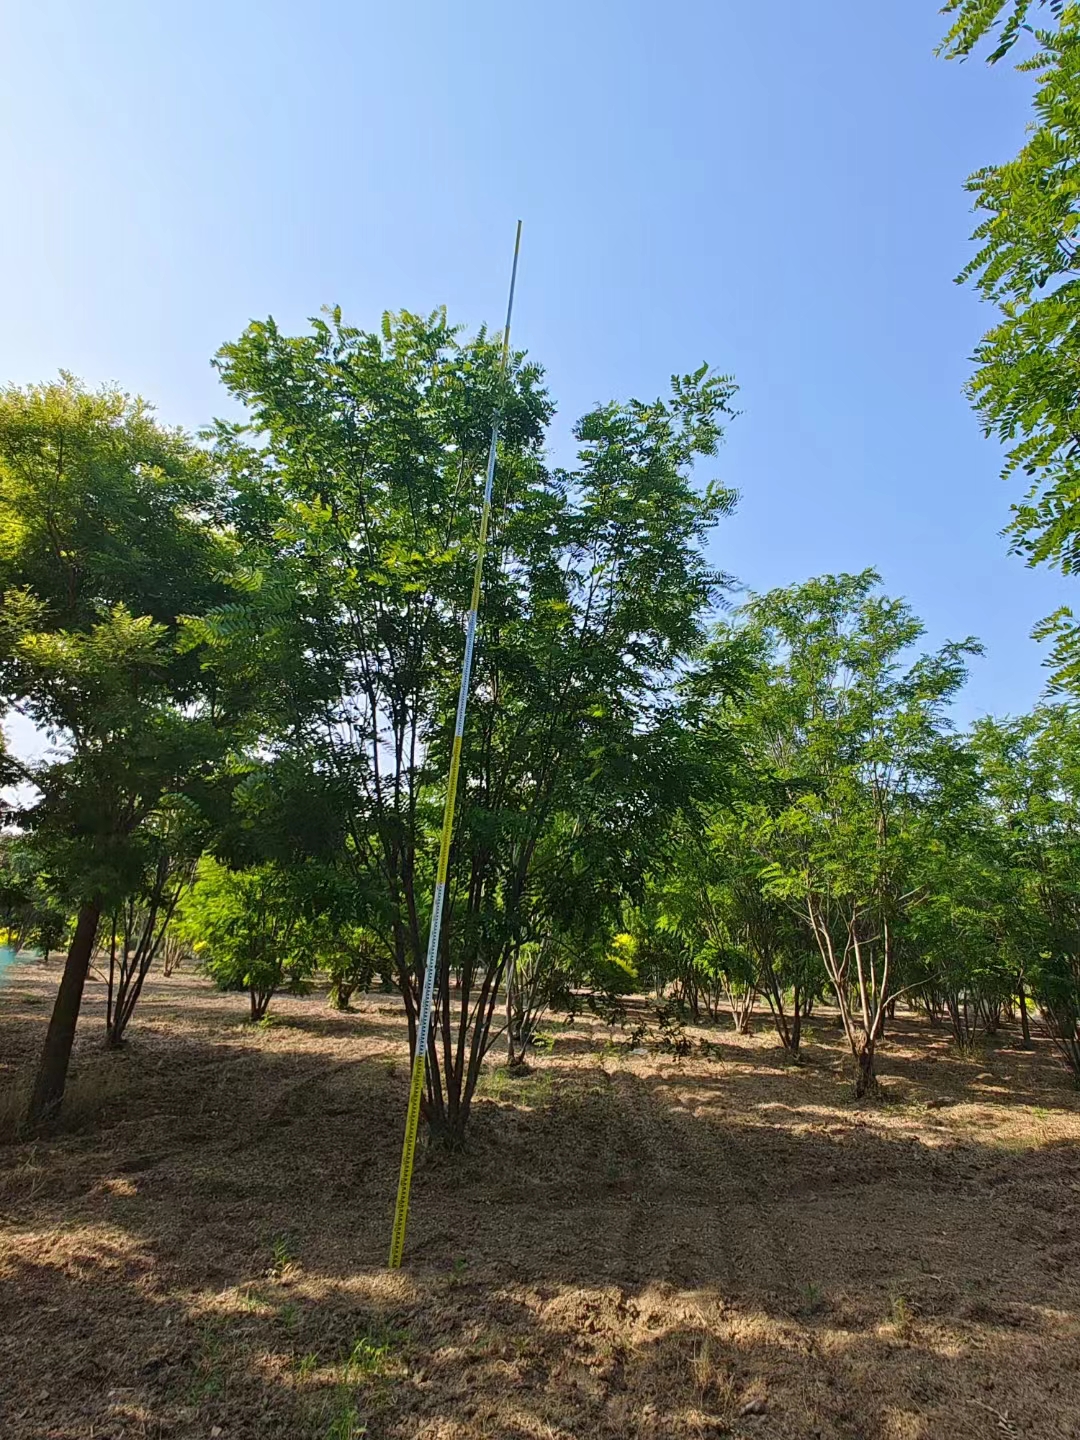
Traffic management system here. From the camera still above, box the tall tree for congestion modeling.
[196,308,738,1143]
[0,377,231,1127]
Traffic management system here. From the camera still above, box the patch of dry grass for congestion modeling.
[2,959,1080,1438]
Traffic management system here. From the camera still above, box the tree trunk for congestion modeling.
[25,900,102,1130]
[854,1039,877,1098]
[106,961,154,1048]
[1017,978,1032,1048]
[328,981,355,1011]
[790,988,802,1057]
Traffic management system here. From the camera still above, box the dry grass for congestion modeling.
[2,959,1080,1439]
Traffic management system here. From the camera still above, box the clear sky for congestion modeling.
[2,0,1070,725]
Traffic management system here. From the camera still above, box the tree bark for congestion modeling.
[25,900,102,1130]
[328,981,355,1011]
[855,1039,877,1098]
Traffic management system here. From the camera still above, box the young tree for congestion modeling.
[103,807,201,1046]
[0,835,70,958]
[324,926,379,1011]
[177,858,319,1021]
[704,814,819,1053]
[0,377,231,1127]
[195,308,738,1143]
[646,833,763,1032]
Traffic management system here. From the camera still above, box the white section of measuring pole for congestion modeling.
[409,224,522,1083]
[413,879,446,1070]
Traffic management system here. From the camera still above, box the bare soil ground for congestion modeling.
[2,960,1079,1440]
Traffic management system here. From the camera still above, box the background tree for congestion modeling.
[177,857,325,1021]
[969,707,1080,1080]
[0,377,232,1127]
[701,811,818,1052]
[0,835,70,958]
[730,572,979,1094]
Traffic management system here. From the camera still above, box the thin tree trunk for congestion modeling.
[105,915,118,1045]
[790,985,802,1056]
[1017,977,1032,1048]
[25,900,102,1130]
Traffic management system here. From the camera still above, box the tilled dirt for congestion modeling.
[2,960,1079,1439]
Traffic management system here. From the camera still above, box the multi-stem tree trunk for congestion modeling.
[25,900,102,1130]
[807,897,891,1097]
[757,948,803,1056]
[982,995,1003,1035]
[945,990,979,1054]
[249,987,274,1021]
[428,931,511,1147]
[328,980,355,1011]
[105,865,184,1048]
[724,977,755,1034]
[674,964,702,1023]
[505,940,555,1069]
[395,877,516,1149]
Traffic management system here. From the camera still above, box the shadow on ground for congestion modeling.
[2,962,1079,1439]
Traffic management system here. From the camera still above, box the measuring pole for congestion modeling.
[388,221,522,1269]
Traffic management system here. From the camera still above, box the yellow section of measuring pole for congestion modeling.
[388,221,522,1270]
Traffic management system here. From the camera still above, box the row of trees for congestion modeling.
[4,387,1079,1124]
[620,576,1080,1092]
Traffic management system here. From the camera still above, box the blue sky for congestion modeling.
[1,0,1070,724]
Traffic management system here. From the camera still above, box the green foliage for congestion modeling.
[589,934,641,996]
[323,926,379,1011]
[0,376,232,911]
[12,299,1080,1133]
[0,835,71,954]
[945,3,1080,688]
[967,707,1080,1078]
[940,0,1063,61]
[177,858,318,1020]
